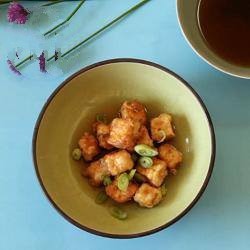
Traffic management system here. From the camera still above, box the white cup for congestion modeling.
[176,0,250,79]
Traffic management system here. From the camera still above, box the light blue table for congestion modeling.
[1,1,250,249]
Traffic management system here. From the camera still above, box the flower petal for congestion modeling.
[54,50,59,61]
[38,52,47,73]
[7,2,29,24]
[7,60,21,75]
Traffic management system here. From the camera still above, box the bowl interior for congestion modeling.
[177,0,250,79]
[34,60,214,237]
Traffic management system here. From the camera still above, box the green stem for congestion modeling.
[0,0,11,5]
[42,0,65,7]
[0,0,64,6]
[44,20,67,36]
[14,0,150,69]
[15,55,34,69]
[47,0,150,61]
[44,0,85,36]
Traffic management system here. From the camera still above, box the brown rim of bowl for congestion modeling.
[32,58,216,239]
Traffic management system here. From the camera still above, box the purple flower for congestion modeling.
[54,50,59,61]
[7,2,29,24]
[7,59,21,75]
[38,52,47,73]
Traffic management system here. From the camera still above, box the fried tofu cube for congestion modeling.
[105,179,138,203]
[103,150,134,176]
[120,100,147,125]
[137,125,153,147]
[78,132,100,161]
[159,144,183,173]
[137,158,168,187]
[150,114,175,142]
[134,183,162,208]
[94,122,113,150]
[107,118,140,151]
[86,160,110,187]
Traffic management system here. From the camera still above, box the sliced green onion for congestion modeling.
[161,182,167,196]
[95,191,108,204]
[128,169,136,180]
[134,173,147,183]
[134,144,158,157]
[110,206,127,220]
[158,130,167,143]
[103,176,112,186]
[72,148,82,160]
[96,114,107,123]
[139,156,153,168]
[117,173,129,191]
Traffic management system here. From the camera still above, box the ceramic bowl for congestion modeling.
[33,59,215,238]
[176,0,250,79]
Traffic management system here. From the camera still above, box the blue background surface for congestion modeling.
[1,1,250,249]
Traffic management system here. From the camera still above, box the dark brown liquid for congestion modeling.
[198,0,250,67]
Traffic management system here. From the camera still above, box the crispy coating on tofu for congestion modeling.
[86,160,110,187]
[121,100,147,125]
[137,158,168,187]
[77,101,185,208]
[107,118,140,151]
[132,120,142,140]
[105,179,138,203]
[137,125,153,146]
[103,150,134,176]
[78,132,100,161]
[94,122,113,150]
[159,144,183,173]
[134,183,162,208]
[150,114,175,142]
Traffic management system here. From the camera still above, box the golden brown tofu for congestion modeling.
[92,121,99,133]
[137,125,153,146]
[105,179,138,203]
[159,144,183,174]
[132,120,142,140]
[120,100,147,125]
[107,118,140,151]
[103,150,134,176]
[78,132,100,161]
[94,122,113,150]
[86,160,110,187]
[134,183,162,208]
[150,114,175,143]
[137,158,168,187]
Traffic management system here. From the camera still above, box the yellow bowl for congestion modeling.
[33,59,215,238]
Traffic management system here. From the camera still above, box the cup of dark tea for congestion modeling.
[177,0,250,79]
